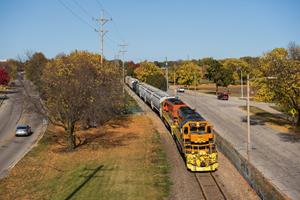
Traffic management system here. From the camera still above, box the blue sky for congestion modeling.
[0,0,299,62]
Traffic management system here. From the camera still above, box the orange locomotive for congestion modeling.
[161,98,218,171]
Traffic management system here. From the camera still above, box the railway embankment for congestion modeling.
[215,131,288,200]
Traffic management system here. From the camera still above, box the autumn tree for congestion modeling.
[214,67,234,89]
[0,59,19,80]
[221,58,249,83]
[176,62,202,86]
[134,61,163,82]
[205,59,234,93]
[25,52,48,91]
[42,51,123,149]
[0,68,10,85]
[240,56,260,77]
[198,57,217,77]
[126,61,140,77]
[166,64,178,84]
[255,47,300,127]
[146,74,167,91]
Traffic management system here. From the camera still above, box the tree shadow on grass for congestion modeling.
[239,109,300,143]
[277,132,300,143]
[83,130,138,149]
[254,112,291,126]
[48,116,138,153]
[241,111,292,127]
[64,165,104,200]
[81,116,138,149]
[241,116,265,126]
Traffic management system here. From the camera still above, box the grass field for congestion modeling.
[0,107,170,199]
[239,106,300,135]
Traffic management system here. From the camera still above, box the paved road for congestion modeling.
[0,78,45,178]
[172,90,300,199]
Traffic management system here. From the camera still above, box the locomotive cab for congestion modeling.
[181,121,214,144]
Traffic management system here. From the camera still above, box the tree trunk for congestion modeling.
[296,109,300,128]
[216,85,219,95]
[66,124,76,150]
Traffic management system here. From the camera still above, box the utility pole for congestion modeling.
[165,57,168,91]
[95,10,111,65]
[114,54,119,67]
[193,72,197,109]
[119,43,128,93]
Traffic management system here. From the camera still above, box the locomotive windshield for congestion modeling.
[189,123,206,134]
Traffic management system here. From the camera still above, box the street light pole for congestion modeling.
[165,57,168,91]
[247,74,250,161]
[246,75,277,161]
[241,70,244,99]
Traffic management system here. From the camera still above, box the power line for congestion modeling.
[106,35,119,45]
[95,0,105,10]
[57,0,96,30]
[71,0,94,20]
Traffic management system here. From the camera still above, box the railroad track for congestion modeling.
[195,172,228,200]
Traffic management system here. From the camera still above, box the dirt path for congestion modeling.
[126,87,259,200]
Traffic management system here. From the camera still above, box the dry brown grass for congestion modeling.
[0,114,170,200]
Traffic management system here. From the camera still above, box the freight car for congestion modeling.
[125,76,218,171]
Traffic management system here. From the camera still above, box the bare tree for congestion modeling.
[288,41,300,61]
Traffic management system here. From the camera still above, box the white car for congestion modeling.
[177,88,185,93]
[15,125,31,136]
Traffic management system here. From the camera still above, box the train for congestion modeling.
[125,76,218,172]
